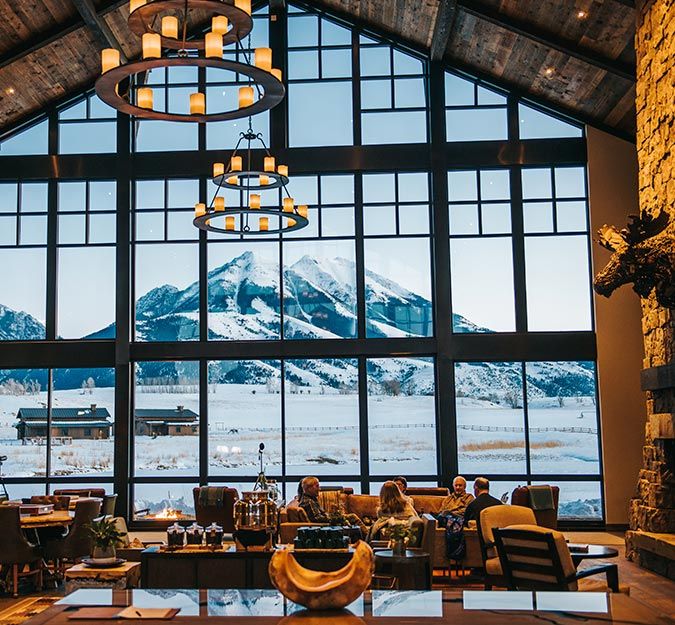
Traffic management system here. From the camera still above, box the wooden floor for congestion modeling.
[1,532,673,620]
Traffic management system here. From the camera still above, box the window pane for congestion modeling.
[59,122,116,154]
[399,204,429,235]
[364,205,396,235]
[394,78,425,108]
[365,238,432,337]
[321,175,354,204]
[135,244,199,341]
[208,360,281,477]
[322,49,351,78]
[522,169,552,199]
[363,174,395,203]
[58,214,86,244]
[446,109,507,142]
[525,235,592,331]
[168,180,199,208]
[448,171,477,201]
[288,15,318,46]
[394,50,423,75]
[480,170,510,201]
[0,249,46,339]
[526,361,599,475]
[321,19,351,45]
[0,370,48,476]
[555,167,586,198]
[361,80,391,109]
[136,181,165,209]
[58,182,86,212]
[523,202,554,233]
[283,240,357,339]
[208,242,280,340]
[556,201,587,232]
[288,50,319,80]
[519,104,582,139]
[455,362,526,474]
[285,358,359,476]
[321,206,354,237]
[481,203,511,234]
[135,212,164,240]
[135,121,198,152]
[0,216,16,244]
[289,82,353,147]
[89,214,117,244]
[49,368,115,477]
[554,481,602,520]
[367,357,436,475]
[360,46,390,76]
[0,120,48,155]
[451,237,515,332]
[134,361,200,477]
[21,183,48,212]
[445,73,474,106]
[21,215,48,245]
[0,183,18,212]
[398,173,428,202]
[362,111,426,145]
[133,482,197,521]
[58,247,116,339]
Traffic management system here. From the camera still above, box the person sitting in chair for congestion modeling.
[367,481,419,543]
[439,475,474,518]
[298,476,366,535]
[392,476,415,507]
[463,477,502,527]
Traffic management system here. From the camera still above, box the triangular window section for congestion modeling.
[519,102,583,139]
[0,119,48,155]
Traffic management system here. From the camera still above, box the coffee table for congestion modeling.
[64,562,141,593]
[568,544,619,565]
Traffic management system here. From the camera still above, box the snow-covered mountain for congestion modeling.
[0,251,595,397]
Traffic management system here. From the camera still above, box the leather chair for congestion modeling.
[30,495,71,511]
[44,499,101,577]
[478,504,537,589]
[494,525,621,592]
[510,485,560,529]
[0,506,43,597]
[193,486,239,533]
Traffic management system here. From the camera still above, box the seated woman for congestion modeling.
[367,481,419,542]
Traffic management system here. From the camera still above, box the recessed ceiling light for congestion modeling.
[6,87,15,95]
[577,10,588,19]
[544,67,555,77]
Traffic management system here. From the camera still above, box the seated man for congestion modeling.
[464,477,502,527]
[439,475,474,518]
[298,476,366,535]
[392,476,415,507]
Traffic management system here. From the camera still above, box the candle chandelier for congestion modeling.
[193,123,309,235]
[95,0,284,122]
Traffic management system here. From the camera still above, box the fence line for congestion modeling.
[209,424,597,434]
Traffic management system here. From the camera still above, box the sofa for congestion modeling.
[279,489,482,572]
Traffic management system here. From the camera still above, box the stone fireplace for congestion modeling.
[622,0,675,580]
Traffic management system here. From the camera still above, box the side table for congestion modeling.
[64,562,141,593]
[374,550,431,590]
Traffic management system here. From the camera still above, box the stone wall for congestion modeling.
[625,0,675,572]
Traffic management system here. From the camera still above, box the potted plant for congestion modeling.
[386,520,413,556]
[87,517,124,564]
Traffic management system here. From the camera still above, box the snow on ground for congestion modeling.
[0,386,602,517]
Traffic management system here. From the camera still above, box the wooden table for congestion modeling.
[22,589,675,625]
[20,511,73,529]
[373,549,431,590]
[141,545,354,589]
[64,562,141,593]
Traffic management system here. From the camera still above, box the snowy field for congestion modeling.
[0,385,602,518]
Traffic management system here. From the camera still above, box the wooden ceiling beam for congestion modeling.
[456,0,636,82]
[0,0,126,72]
[430,0,459,61]
[71,0,128,61]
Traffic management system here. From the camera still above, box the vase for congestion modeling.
[91,545,117,564]
[391,539,406,556]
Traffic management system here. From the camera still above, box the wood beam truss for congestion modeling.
[430,0,459,61]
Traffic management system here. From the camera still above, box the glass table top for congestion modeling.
[57,589,614,618]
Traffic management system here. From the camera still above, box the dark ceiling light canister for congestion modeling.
[193,123,309,235]
[96,0,284,122]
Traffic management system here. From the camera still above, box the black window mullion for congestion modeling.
[199,359,208,486]
[351,29,362,146]
[521,362,532,477]
[46,179,58,340]
[358,355,369,494]
[354,173,366,339]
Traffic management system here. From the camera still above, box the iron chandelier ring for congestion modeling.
[213,171,290,191]
[128,0,253,51]
[95,57,284,123]
[193,208,309,235]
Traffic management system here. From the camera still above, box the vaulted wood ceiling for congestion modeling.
[0,0,636,139]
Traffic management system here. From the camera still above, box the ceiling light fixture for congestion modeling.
[193,123,308,235]
[95,0,284,122]
[576,10,588,19]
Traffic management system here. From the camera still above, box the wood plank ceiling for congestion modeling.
[0,0,636,139]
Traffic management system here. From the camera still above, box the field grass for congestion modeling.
[460,439,563,452]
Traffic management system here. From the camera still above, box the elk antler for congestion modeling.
[622,209,669,244]
[596,224,627,251]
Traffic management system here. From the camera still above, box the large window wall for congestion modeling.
[0,1,602,523]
